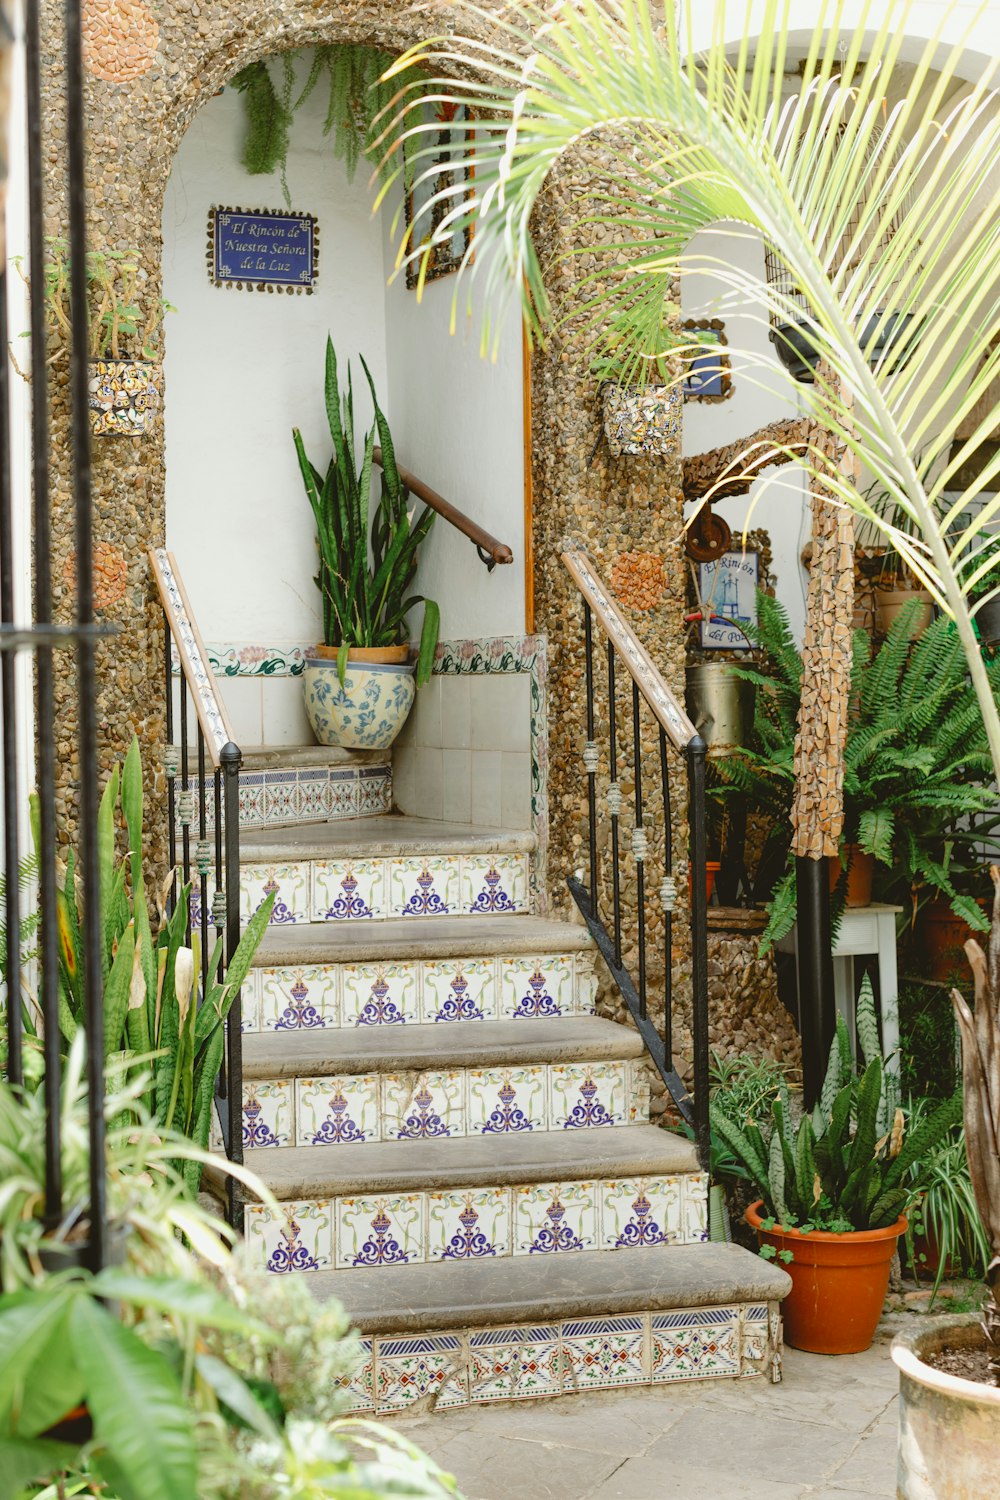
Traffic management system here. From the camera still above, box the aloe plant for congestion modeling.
[293,337,440,687]
[711,976,963,1235]
[34,737,274,1192]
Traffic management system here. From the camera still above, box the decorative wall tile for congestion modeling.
[296,1075,380,1146]
[242,1081,293,1149]
[499,955,574,1019]
[427,1189,510,1263]
[650,1308,740,1382]
[313,860,385,921]
[740,1306,771,1373]
[382,1071,465,1141]
[388,857,460,918]
[336,1195,425,1270]
[374,1334,468,1412]
[513,1182,599,1256]
[468,1326,563,1402]
[682,1172,710,1243]
[628,1062,651,1123]
[421,959,496,1023]
[600,1178,681,1249]
[549,1062,628,1130]
[239,970,261,1033]
[562,1317,647,1391]
[358,769,392,816]
[241,863,310,925]
[467,1066,546,1135]
[338,1339,376,1413]
[259,966,338,1031]
[245,1200,332,1273]
[342,964,419,1027]
[460,855,529,915]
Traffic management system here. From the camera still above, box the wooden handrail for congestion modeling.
[148,547,237,769]
[373,447,514,571]
[562,547,700,753]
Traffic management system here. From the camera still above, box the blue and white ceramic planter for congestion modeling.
[303,649,416,751]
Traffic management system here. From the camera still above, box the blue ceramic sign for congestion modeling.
[209,207,318,292]
[699,551,759,650]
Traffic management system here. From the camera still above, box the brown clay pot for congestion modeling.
[917,898,989,984]
[746,1200,906,1354]
[828,845,875,907]
[687,861,722,904]
[312,642,411,665]
[875,585,933,636]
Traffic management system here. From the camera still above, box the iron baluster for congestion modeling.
[179,684,191,940]
[659,726,675,1064]
[631,680,648,1020]
[607,641,623,966]
[221,742,243,1229]
[0,268,23,1088]
[163,614,177,907]
[196,726,209,994]
[583,602,599,914]
[686,735,710,1171]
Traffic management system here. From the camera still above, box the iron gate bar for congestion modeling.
[0,264,23,1089]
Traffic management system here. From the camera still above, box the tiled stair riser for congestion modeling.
[174,764,391,835]
[336,1303,781,1414]
[236,854,531,925]
[245,1173,709,1274]
[242,1060,649,1148]
[240,952,598,1033]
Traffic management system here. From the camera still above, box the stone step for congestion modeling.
[236,1126,706,1274]
[240,745,389,771]
[236,817,536,926]
[311,1244,791,1412]
[243,918,597,1033]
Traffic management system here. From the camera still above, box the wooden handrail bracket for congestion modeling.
[148,547,237,767]
[561,547,699,752]
[373,447,514,570]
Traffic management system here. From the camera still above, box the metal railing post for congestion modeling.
[687,734,711,1174]
[221,741,243,1229]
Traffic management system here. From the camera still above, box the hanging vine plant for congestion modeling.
[230,46,425,206]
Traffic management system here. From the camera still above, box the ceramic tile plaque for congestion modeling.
[208,206,318,293]
[698,551,758,650]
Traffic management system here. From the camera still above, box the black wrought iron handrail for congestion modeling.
[562,546,710,1169]
[373,447,514,572]
[148,547,244,1216]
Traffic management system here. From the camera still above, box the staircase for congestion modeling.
[153,546,790,1420]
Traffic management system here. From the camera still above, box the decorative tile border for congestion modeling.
[246,950,598,1033]
[335,1300,782,1413]
[242,1058,651,1148]
[244,1172,709,1272]
[240,852,532,925]
[201,644,308,678]
[152,549,231,760]
[176,763,392,835]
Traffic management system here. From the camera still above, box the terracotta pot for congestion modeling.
[746,1200,905,1354]
[909,1223,958,1282]
[311,642,411,665]
[686,861,721,904]
[975,594,1000,646]
[828,845,875,907]
[894,1316,1000,1498]
[917,897,989,984]
[874,585,933,636]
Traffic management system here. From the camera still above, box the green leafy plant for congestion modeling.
[903,1104,990,1303]
[32,737,274,1193]
[293,337,440,687]
[711,975,962,1236]
[589,300,686,390]
[0,851,39,1002]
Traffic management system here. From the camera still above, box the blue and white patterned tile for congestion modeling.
[467,1066,546,1135]
[599,1178,682,1250]
[650,1307,740,1382]
[296,1075,380,1146]
[342,963,419,1027]
[241,1080,293,1149]
[498,955,574,1019]
[460,855,529,915]
[241,863,310,925]
[338,1339,376,1412]
[388,857,461,918]
[297,775,336,823]
[261,771,300,824]
[239,970,261,1033]
[382,1071,466,1140]
[549,1061,628,1130]
[336,1195,425,1271]
[574,953,599,1014]
[374,1334,468,1412]
[313,860,385,921]
[627,1062,652,1124]
[259,966,338,1031]
[426,1189,511,1263]
[512,1181,599,1256]
[468,1326,562,1403]
[739,1305,771,1374]
[358,770,392,817]
[682,1172,710,1243]
[561,1316,647,1391]
[246,1199,332,1274]
[421,959,496,1023]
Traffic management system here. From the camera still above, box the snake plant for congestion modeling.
[711,975,962,1234]
[293,336,439,688]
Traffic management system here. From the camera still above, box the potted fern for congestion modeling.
[293,338,439,750]
[713,976,962,1354]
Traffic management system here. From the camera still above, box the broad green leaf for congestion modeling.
[0,1289,76,1430]
[0,1437,81,1500]
[89,1272,276,1338]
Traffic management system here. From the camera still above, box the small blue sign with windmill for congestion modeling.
[699,551,758,650]
[209,206,319,293]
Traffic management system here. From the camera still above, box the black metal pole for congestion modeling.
[607,642,622,965]
[687,734,711,1173]
[796,854,837,1107]
[0,268,23,1087]
[631,680,647,1020]
[221,741,243,1229]
[583,603,599,914]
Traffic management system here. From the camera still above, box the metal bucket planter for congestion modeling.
[975,594,1000,646]
[88,359,161,436]
[685,662,756,757]
[874,585,933,636]
[893,1316,1000,1499]
[303,644,416,751]
[601,381,682,457]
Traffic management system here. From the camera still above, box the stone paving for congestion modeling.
[390,1339,900,1499]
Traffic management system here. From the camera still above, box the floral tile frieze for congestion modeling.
[170,761,391,836]
[241,853,532,924]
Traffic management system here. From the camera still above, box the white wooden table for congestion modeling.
[777,903,902,1072]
